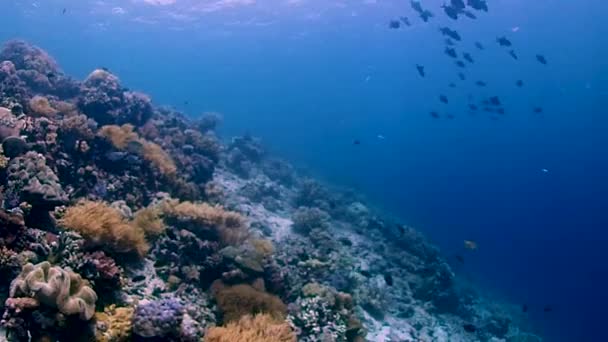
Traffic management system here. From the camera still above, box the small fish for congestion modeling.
[184,100,189,105]
[442,4,460,20]
[451,0,466,10]
[475,81,487,87]
[389,20,401,29]
[536,54,548,65]
[416,64,426,77]
[467,0,488,12]
[512,26,520,32]
[430,111,440,118]
[384,273,394,286]
[439,95,449,104]
[497,36,512,47]
[533,106,543,113]
[497,108,505,115]
[445,47,458,59]
[463,323,477,333]
[445,38,455,46]
[541,168,549,173]
[420,10,434,22]
[543,305,553,312]
[468,104,478,111]
[463,53,474,63]
[449,83,456,88]
[46,72,56,79]
[516,80,524,87]
[377,134,385,140]
[353,139,361,145]
[464,240,478,250]
[440,27,461,41]
[62,8,66,15]
[458,72,466,80]
[509,50,518,60]
[463,10,477,19]
[101,66,110,72]
[522,304,529,313]
[455,60,466,68]
[400,16,411,26]
[474,41,484,50]
[446,114,455,119]
[489,96,501,106]
[454,255,465,263]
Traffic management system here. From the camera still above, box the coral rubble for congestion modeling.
[0,40,541,342]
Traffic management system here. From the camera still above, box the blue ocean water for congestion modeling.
[1,0,606,340]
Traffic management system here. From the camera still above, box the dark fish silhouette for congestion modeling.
[451,0,466,10]
[445,38,455,46]
[389,20,401,29]
[447,114,455,119]
[445,47,458,59]
[533,106,543,113]
[449,83,457,88]
[516,80,524,87]
[458,72,466,80]
[454,254,465,263]
[456,60,466,68]
[384,273,394,286]
[463,323,477,333]
[184,100,189,105]
[509,50,518,60]
[489,96,501,106]
[475,81,487,87]
[467,0,488,12]
[430,111,440,118]
[416,64,426,77]
[440,95,449,104]
[463,53,474,63]
[62,8,67,15]
[353,139,361,145]
[543,305,553,312]
[46,72,56,79]
[536,54,548,65]
[440,27,462,41]
[497,36,512,47]
[522,304,529,313]
[400,16,411,26]
[443,5,460,20]
[475,41,484,50]
[101,67,110,72]
[469,104,478,111]
[497,108,505,115]
[463,10,477,19]
[411,1,434,22]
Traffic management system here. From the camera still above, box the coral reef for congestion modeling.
[205,314,296,342]
[0,40,541,342]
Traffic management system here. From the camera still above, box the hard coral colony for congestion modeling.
[0,39,540,342]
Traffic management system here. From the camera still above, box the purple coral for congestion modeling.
[132,298,184,338]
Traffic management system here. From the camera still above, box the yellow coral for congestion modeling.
[99,124,176,176]
[28,95,58,117]
[132,206,165,237]
[214,284,287,323]
[95,305,134,342]
[205,314,296,342]
[59,201,149,257]
[251,239,274,258]
[161,199,247,246]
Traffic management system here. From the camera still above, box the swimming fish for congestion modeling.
[389,20,401,29]
[455,254,465,263]
[440,27,462,41]
[442,4,460,20]
[533,107,543,113]
[458,72,466,80]
[439,95,449,104]
[463,53,474,63]
[543,305,553,312]
[455,60,466,68]
[516,80,524,87]
[430,111,440,118]
[446,114,455,119]
[464,240,478,250]
[522,304,529,313]
[489,96,501,106]
[536,54,548,65]
[469,104,479,111]
[384,273,394,286]
[445,47,458,59]
[416,64,426,77]
[463,323,477,333]
[474,41,484,50]
[411,1,434,22]
[463,10,477,19]
[451,0,466,10]
[62,8,66,15]
[509,50,518,60]
[353,139,361,145]
[445,38,455,46]
[449,83,456,88]
[467,0,488,12]
[497,36,512,47]
[400,16,411,26]
[377,134,385,140]
[475,81,487,87]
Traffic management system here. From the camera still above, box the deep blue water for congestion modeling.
[1,0,607,340]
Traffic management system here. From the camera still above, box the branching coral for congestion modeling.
[205,314,296,342]
[99,124,177,176]
[213,283,287,323]
[59,200,149,257]
[28,95,57,117]
[291,207,330,235]
[9,261,97,320]
[161,199,247,246]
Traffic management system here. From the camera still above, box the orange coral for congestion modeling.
[214,284,287,323]
[99,124,176,176]
[59,201,149,257]
[28,95,57,117]
[132,206,165,237]
[251,239,274,258]
[161,200,247,246]
[205,314,296,342]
